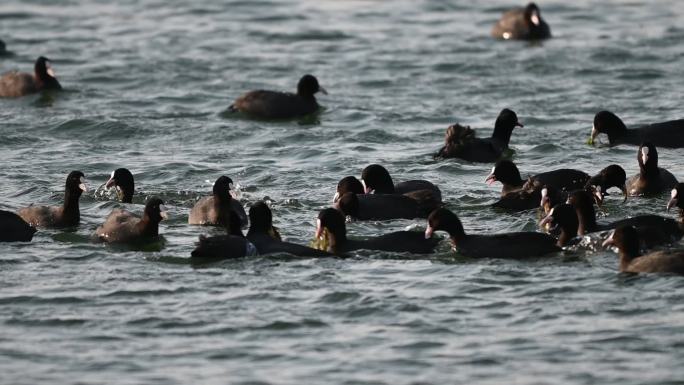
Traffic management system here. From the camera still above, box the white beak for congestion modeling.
[46,62,56,78]
[333,191,340,204]
[530,13,540,26]
[539,188,548,208]
[602,231,615,248]
[79,176,88,192]
[159,205,169,220]
[641,147,649,165]
[424,225,434,239]
[361,179,372,194]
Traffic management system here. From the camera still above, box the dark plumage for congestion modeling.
[603,226,684,274]
[566,190,683,248]
[589,110,684,148]
[486,160,590,196]
[246,201,330,257]
[188,176,248,229]
[314,208,438,254]
[0,40,6,55]
[190,235,257,264]
[18,171,87,228]
[333,176,365,203]
[493,181,563,212]
[360,164,442,202]
[626,143,678,196]
[584,164,627,205]
[435,109,523,163]
[334,191,438,220]
[190,196,257,263]
[491,3,551,40]
[539,203,579,247]
[0,56,62,97]
[95,197,167,244]
[229,74,326,119]
[106,168,135,203]
[426,208,560,258]
[0,210,36,242]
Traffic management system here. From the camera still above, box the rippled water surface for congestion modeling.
[2,0,684,384]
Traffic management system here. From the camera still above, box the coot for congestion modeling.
[491,3,551,40]
[0,56,62,97]
[435,109,523,163]
[229,74,326,119]
[17,171,87,228]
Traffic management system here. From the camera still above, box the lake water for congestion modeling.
[1,1,684,384]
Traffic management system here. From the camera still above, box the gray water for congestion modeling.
[2,0,684,384]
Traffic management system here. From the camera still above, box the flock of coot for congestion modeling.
[1,3,684,274]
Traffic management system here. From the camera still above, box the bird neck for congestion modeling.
[137,214,159,237]
[62,189,81,223]
[575,206,597,235]
[491,125,513,145]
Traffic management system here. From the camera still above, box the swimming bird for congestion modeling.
[17,171,87,228]
[493,181,563,212]
[584,164,627,205]
[589,110,684,148]
[626,143,678,196]
[0,56,62,97]
[603,226,684,275]
[105,168,135,203]
[491,3,551,40]
[539,203,579,247]
[94,197,167,244]
[360,164,442,201]
[435,109,523,163]
[332,176,365,203]
[485,160,590,196]
[564,189,683,248]
[0,210,36,242]
[190,202,257,263]
[229,74,326,119]
[314,208,438,254]
[426,208,559,258]
[247,201,330,257]
[188,176,248,229]
[334,192,438,220]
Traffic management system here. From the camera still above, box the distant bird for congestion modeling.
[603,226,684,275]
[94,197,167,244]
[18,171,87,228]
[589,110,684,148]
[0,210,36,242]
[105,168,135,203]
[436,109,523,163]
[229,74,326,119]
[491,3,551,40]
[0,56,62,97]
